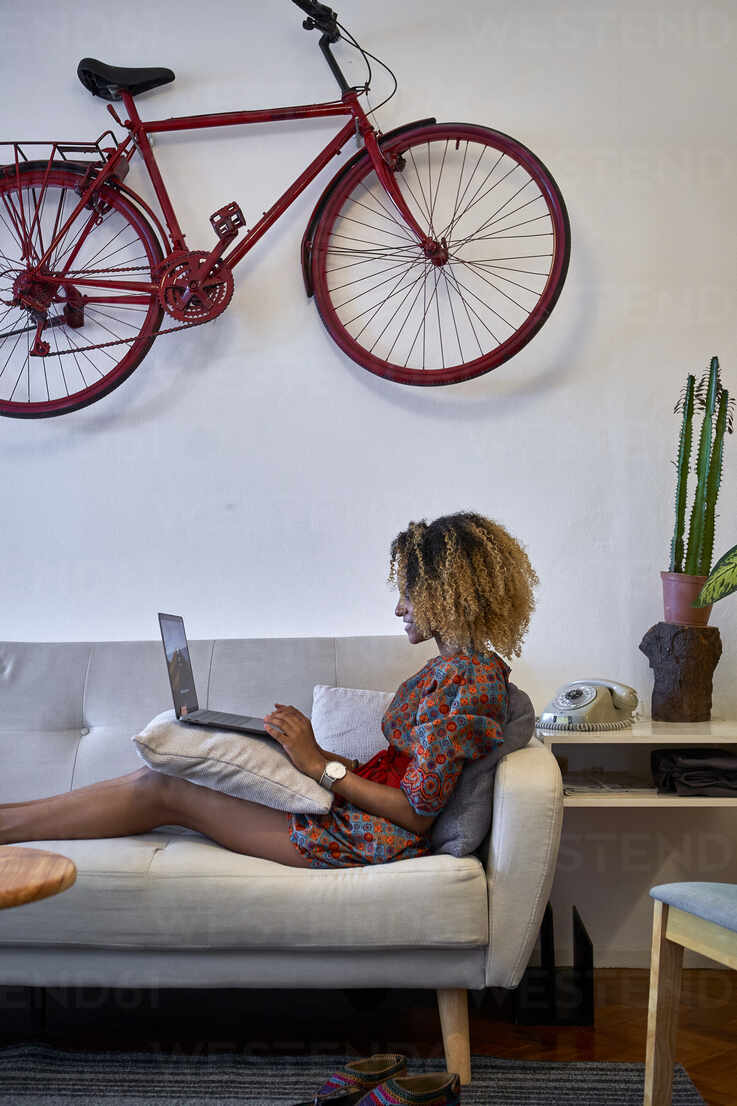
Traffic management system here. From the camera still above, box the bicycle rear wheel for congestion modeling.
[0,165,163,417]
[311,122,570,386]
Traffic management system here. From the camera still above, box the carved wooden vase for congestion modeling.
[640,621,722,722]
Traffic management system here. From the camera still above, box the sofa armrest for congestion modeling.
[484,739,563,988]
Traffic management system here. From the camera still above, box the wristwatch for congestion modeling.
[319,759,348,790]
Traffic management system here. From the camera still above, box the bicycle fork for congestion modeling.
[360,123,449,266]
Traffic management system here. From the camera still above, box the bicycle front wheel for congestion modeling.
[311,123,570,386]
[0,165,163,417]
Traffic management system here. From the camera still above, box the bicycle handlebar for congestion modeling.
[291,0,340,40]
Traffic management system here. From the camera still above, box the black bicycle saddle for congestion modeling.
[77,58,175,101]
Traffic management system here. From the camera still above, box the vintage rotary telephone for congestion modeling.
[537,679,638,732]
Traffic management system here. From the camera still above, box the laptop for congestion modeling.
[158,613,270,737]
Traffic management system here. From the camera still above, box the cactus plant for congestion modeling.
[669,356,733,578]
[669,375,694,573]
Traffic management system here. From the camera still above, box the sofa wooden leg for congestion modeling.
[436,987,471,1085]
[644,901,684,1106]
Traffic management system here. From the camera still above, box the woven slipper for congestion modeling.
[354,1072,461,1105]
[290,1054,407,1106]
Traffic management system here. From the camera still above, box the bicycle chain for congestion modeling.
[45,265,207,357]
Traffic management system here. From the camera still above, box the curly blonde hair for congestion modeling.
[388,512,538,659]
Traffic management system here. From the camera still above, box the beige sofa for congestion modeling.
[0,634,563,1081]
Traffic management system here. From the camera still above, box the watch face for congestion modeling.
[327,760,347,780]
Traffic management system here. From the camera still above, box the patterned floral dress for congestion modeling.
[287,649,510,868]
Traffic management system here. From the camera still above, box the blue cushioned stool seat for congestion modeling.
[650,882,737,933]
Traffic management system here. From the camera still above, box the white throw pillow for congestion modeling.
[132,710,333,814]
[311,684,392,764]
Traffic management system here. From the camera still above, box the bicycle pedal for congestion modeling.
[210,202,246,243]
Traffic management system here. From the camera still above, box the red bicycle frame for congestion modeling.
[34,88,435,303]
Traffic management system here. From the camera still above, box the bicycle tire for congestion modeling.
[310,122,570,386]
[0,164,163,418]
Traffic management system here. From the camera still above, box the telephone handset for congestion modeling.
[537,679,638,732]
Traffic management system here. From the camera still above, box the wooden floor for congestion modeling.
[2,970,734,1106]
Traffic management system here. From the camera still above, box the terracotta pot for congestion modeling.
[660,571,712,627]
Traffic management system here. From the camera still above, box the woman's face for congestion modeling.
[395,594,431,645]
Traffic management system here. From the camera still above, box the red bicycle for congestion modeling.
[0,0,570,417]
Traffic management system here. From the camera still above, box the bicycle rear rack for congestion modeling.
[0,132,129,182]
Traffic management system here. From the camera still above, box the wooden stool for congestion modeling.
[644,882,737,1105]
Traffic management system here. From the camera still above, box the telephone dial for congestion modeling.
[537,679,639,732]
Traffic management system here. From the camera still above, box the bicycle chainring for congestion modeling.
[158,251,234,324]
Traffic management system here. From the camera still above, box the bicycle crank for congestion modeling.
[158,250,234,324]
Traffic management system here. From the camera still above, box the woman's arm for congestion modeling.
[330,770,436,837]
[263,704,434,837]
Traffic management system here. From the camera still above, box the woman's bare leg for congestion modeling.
[0,768,313,868]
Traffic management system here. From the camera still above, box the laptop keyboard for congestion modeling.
[193,709,258,727]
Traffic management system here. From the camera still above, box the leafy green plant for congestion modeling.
[695,543,737,607]
[669,356,733,576]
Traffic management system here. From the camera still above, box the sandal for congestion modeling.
[290,1054,407,1106]
[354,1072,461,1105]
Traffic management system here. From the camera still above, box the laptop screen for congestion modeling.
[158,613,199,718]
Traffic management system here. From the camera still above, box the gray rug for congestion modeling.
[0,1044,706,1104]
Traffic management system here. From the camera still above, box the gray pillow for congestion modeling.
[430,682,535,856]
[132,710,333,814]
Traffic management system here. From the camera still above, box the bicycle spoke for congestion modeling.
[0,328,25,382]
[446,144,500,240]
[63,324,113,371]
[428,140,449,234]
[83,306,138,343]
[51,325,71,398]
[451,177,541,251]
[0,193,31,262]
[441,268,466,363]
[401,265,443,368]
[453,255,546,297]
[347,262,427,333]
[443,154,514,240]
[333,212,418,244]
[442,264,500,346]
[84,303,150,330]
[331,258,426,309]
[329,257,420,292]
[367,266,429,354]
[384,266,434,365]
[446,261,517,333]
[352,187,416,241]
[406,147,434,231]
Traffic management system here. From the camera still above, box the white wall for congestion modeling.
[2,0,737,966]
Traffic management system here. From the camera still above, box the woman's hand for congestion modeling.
[263,703,326,780]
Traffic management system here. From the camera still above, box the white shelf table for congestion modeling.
[537,720,737,808]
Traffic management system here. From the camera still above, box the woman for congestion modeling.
[0,512,537,869]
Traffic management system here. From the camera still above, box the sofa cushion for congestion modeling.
[0,730,82,804]
[133,710,333,813]
[207,638,337,718]
[0,643,90,731]
[0,834,489,951]
[83,640,213,731]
